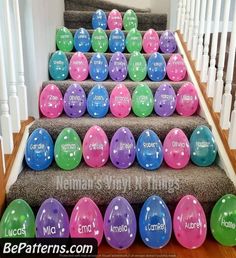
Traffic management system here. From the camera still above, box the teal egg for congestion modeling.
[49,51,69,80]
[190,125,217,166]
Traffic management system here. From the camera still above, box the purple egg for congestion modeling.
[154,83,176,117]
[109,52,127,81]
[110,127,136,169]
[103,196,137,250]
[159,30,177,53]
[36,198,70,238]
[63,84,86,118]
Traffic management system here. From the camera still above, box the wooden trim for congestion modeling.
[0,117,34,214]
[177,31,236,173]
[0,137,5,214]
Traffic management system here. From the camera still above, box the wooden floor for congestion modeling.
[98,235,236,258]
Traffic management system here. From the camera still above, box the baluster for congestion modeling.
[177,0,183,30]
[183,0,191,42]
[1,0,21,132]
[229,100,236,149]
[213,0,231,112]
[220,0,236,129]
[196,0,207,71]
[187,0,196,51]
[206,0,222,97]
[0,27,13,154]
[180,0,186,34]
[12,0,28,120]
[200,0,214,82]
[192,0,201,60]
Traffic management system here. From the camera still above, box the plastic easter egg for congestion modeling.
[163,128,190,169]
[173,195,207,249]
[87,84,109,118]
[132,84,154,117]
[128,51,147,81]
[167,54,187,82]
[0,199,35,238]
[139,195,172,248]
[136,129,163,170]
[74,28,91,52]
[109,29,125,53]
[147,52,166,81]
[176,82,199,116]
[109,52,127,81]
[126,28,142,53]
[123,9,138,31]
[142,29,160,53]
[69,52,88,81]
[63,84,86,118]
[70,197,104,245]
[210,194,236,246]
[190,125,217,167]
[92,9,107,30]
[49,51,68,80]
[159,30,177,53]
[54,128,82,170]
[36,198,69,238]
[91,28,108,53]
[104,196,137,250]
[40,84,63,118]
[110,84,131,118]
[83,125,109,168]
[154,83,176,117]
[56,26,73,52]
[108,9,122,30]
[25,128,54,171]
[89,53,108,81]
[110,127,136,169]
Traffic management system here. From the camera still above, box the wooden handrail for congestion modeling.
[0,137,5,214]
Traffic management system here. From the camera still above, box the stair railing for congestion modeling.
[177,0,236,155]
[0,0,28,156]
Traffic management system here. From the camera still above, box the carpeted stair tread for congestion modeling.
[42,80,185,95]
[53,52,173,62]
[65,0,151,13]
[30,114,208,141]
[64,11,167,31]
[7,162,235,207]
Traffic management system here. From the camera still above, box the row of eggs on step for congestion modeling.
[40,83,199,119]
[57,26,176,54]
[1,194,235,249]
[49,51,187,82]
[25,125,217,171]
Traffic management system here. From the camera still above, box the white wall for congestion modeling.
[19,0,64,118]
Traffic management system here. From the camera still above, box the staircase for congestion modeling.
[6,0,235,217]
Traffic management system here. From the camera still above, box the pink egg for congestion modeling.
[69,52,88,81]
[107,9,122,30]
[142,29,160,54]
[163,128,190,169]
[173,195,207,249]
[176,82,199,116]
[110,84,131,118]
[166,54,187,82]
[70,197,103,245]
[83,125,109,168]
[39,84,63,118]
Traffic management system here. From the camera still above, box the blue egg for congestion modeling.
[74,28,91,52]
[89,53,108,81]
[87,84,109,118]
[92,9,107,30]
[136,129,163,170]
[109,29,125,53]
[147,53,166,81]
[139,195,172,249]
[49,51,68,80]
[25,128,54,171]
